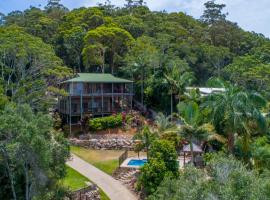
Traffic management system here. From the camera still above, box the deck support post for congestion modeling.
[121,83,124,112]
[131,82,133,110]
[101,83,104,117]
[80,90,83,121]
[91,84,94,116]
[112,83,114,112]
[69,82,72,135]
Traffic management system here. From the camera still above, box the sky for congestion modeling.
[0,0,269,38]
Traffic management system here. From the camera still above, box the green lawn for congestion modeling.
[62,166,89,191]
[70,146,121,175]
[93,159,119,175]
[70,146,145,175]
[63,166,110,200]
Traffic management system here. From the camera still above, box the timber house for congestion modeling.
[58,73,133,123]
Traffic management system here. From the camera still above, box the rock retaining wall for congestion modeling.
[70,138,135,150]
[70,185,100,200]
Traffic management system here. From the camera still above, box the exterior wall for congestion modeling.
[59,82,133,118]
[63,82,132,96]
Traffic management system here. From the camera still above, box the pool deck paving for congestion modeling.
[66,153,138,200]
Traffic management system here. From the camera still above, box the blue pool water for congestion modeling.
[127,159,147,167]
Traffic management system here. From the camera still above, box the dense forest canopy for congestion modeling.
[1,0,270,112]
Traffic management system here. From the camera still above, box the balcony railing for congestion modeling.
[68,92,134,96]
[59,107,123,115]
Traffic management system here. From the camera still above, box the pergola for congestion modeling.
[182,143,203,166]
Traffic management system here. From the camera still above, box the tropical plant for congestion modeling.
[137,158,168,195]
[205,83,268,154]
[251,136,270,171]
[149,154,270,200]
[160,132,182,149]
[148,139,179,174]
[133,126,157,158]
[154,112,174,134]
[177,101,225,165]
[88,114,124,131]
[164,58,194,115]
[138,139,178,195]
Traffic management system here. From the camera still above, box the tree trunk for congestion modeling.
[242,135,250,162]
[111,52,114,75]
[146,146,149,159]
[141,67,144,110]
[170,92,173,116]
[227,133,234,154]
[190,142,194,166]
[23,162,30,200]
[1,148,17,200]
[102,48,106,73]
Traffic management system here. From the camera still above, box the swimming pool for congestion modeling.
[127,159,147,167]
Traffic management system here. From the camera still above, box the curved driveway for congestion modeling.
[66,153,137,200]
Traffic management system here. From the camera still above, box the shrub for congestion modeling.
[160,132,182,149]
[138,139,179,195]
[149,140,179,175]
[138,158,170,195]
[88,114,124,131]
[149,154,270,200]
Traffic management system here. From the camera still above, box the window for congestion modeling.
[83,103,88,111]
[71,103,77,113]
[70,83,83,95]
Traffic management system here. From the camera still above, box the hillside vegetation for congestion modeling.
[1,0,270,113]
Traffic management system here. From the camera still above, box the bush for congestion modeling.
[88,114,123,131]
[138,139,179,195]
[149,154,270,200]
[138,158,170,195]
[160,132,182,149]
[149,140,179,175]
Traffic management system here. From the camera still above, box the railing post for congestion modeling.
[112,83,114,112]
[102,83,104,116]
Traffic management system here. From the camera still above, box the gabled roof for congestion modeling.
[62,73,133,84]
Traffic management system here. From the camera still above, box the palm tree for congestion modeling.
[177,101,225,165]
[133,126,157,158]
[177,101,206,165]
[164,59,194,116]
[154,112,174,134]
[205,83,267,154]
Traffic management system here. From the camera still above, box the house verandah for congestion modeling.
[58,73,134,124]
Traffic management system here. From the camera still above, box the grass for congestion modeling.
[62,166,89,191]
[100,189,110,200]
[70,146,121,175]
[93,159,119,175]
[62,166,110,200]
[70,146,145,175]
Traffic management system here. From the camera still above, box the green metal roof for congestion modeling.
[62,73,133,83]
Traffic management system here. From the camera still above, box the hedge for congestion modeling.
[88,114,123,131]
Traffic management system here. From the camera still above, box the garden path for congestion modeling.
[66,153,138,200]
